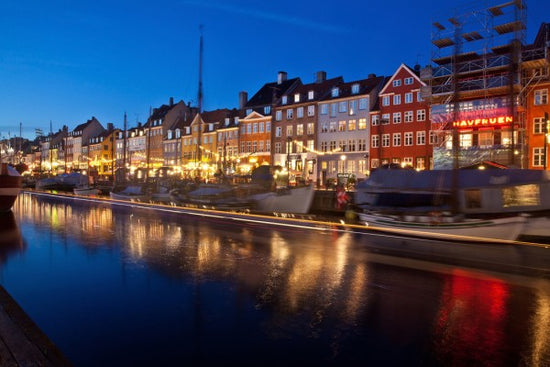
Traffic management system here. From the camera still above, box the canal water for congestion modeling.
[0,192,549,366]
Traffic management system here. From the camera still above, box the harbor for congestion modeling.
[0,191,549,365]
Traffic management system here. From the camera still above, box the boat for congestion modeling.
[0,163,23,212]
[109,185,150,202]
[357,212,526,242]
[354,167,550,241]
[250,184,315,214]
[73,185,100,196]
[36,172,88,192]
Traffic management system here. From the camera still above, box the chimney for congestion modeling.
[239,91,248,109]
[169,97,174,106]
[316,71,327,83]
[414,64,421,73]
[107,123,114,131]
[368,73,376,78]
[277,71,287,84]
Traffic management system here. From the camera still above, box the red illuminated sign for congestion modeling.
[452,116,513,129]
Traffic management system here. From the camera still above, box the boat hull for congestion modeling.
[73,188,100,196]
[251,185,315,214]
[0,170,22,213]
[357,212,526,242]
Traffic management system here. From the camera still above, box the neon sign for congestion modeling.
[452,116,513,129]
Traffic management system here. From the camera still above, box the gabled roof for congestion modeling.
[320,76,384,101]
[379,63,426,95]
[245,77,301,107]
[73,117,100,132]
[287,76,344,104]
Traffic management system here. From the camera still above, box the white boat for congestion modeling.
[73,186,100,196]
[250,184,315,214]
[0,164,22,212]
[357,212,526,242]
[109,185,149,202]
[36,172,88,192]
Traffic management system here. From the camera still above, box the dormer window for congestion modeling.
[282,95,288,105]
[264,106,271,115]
[351,84,360,94]
[331,87,339,97]
[234,117,239,125]
[167,130,173,140]
[246,108,253,115]
[308,90,314,100]
[225,118,230,126]
[294,93,300,103]
[176,129,180,138]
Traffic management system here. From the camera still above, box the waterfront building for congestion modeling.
[66,117,104,172]
[318,74,385,186]
[216,113,240,175]
[522,23,550,170]
[421,1,527,169]
[273,72,343,185]
[126,123,147,179]
[242,71,301,175]
[144,98,191,177]
[238,110,271,173]
[49,127,68,174]
[87,123,119,180]
[371,64,430,170]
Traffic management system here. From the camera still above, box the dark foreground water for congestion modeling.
[0,192,549,366]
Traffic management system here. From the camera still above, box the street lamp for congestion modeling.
[286,137,292,186]
[340,154,346,187]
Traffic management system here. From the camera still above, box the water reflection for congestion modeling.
[0,211,25,264]
[8,193,550,366]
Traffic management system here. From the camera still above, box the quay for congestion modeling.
[0,285,71,366]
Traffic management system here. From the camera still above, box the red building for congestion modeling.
[369,64,431,170]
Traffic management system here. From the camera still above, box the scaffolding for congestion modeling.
[421,0,527,168]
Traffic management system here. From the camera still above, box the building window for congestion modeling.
[259,122,264,133]
[352,84,360,94]
[358,138,366,151]
[393,79,401,87]
[405,77,413,85]
[405,92,413,103]
[275,126,282,137]
[308,91,314,100]
[403,157,413,167]
[282,96,287,105]
[417,109,426,121]
[416,131,426,145]
[348,119,356,131]
[382,96,390,106]
[416,157,426,170]
[297,107,304,118]
[359,98,368,110]
[459,132,472,148]
[287,109,293,119]
[321,141,328,152]
[329,121,337,132]
[533,147,545,167]
[307,140,314,152]
[393,133,401,147]
[339,140,348,152]
[332,88,339,97]
[321,122,329,133]
[307,123,314,135]
[359,118,367,130]
[534,117,545,134]
[321,104,328,114]
[276,110,282,121]
[266,121,271,132]
[307,105,315,116]
[429,131,437,145]
[478,131,493,147]
[393,112,401,124]
[371,115,379,126]
[264,106,271,115]
[417,92,423,102]
[349,100,357,115]
[371,158,380,169]
[329,140,337,151]
[349,139,356,151]
[330,103,337,117]
[286,126,293,136]
[382,134,390,147]
[382,114,390,124]
[296,124,304,136]
[247,124,252,134]
[404,132,413,146]
[371,135,379,148]
[393,94,401,105]
[275,142,282,154]
[338,121,346,132]
[339,101,347,113]
[534,89,548,105]
[294,93,300,103]
[405,111,413,122]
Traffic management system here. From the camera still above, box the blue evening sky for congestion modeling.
[1,0,547,139]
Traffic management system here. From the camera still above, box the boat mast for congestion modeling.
[123,111,127,183]
[196,25,204,178]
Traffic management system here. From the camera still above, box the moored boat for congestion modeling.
[109,185,150,202]
[0,163,23,212]
[357,212,526,242]
[73,186,100,196]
